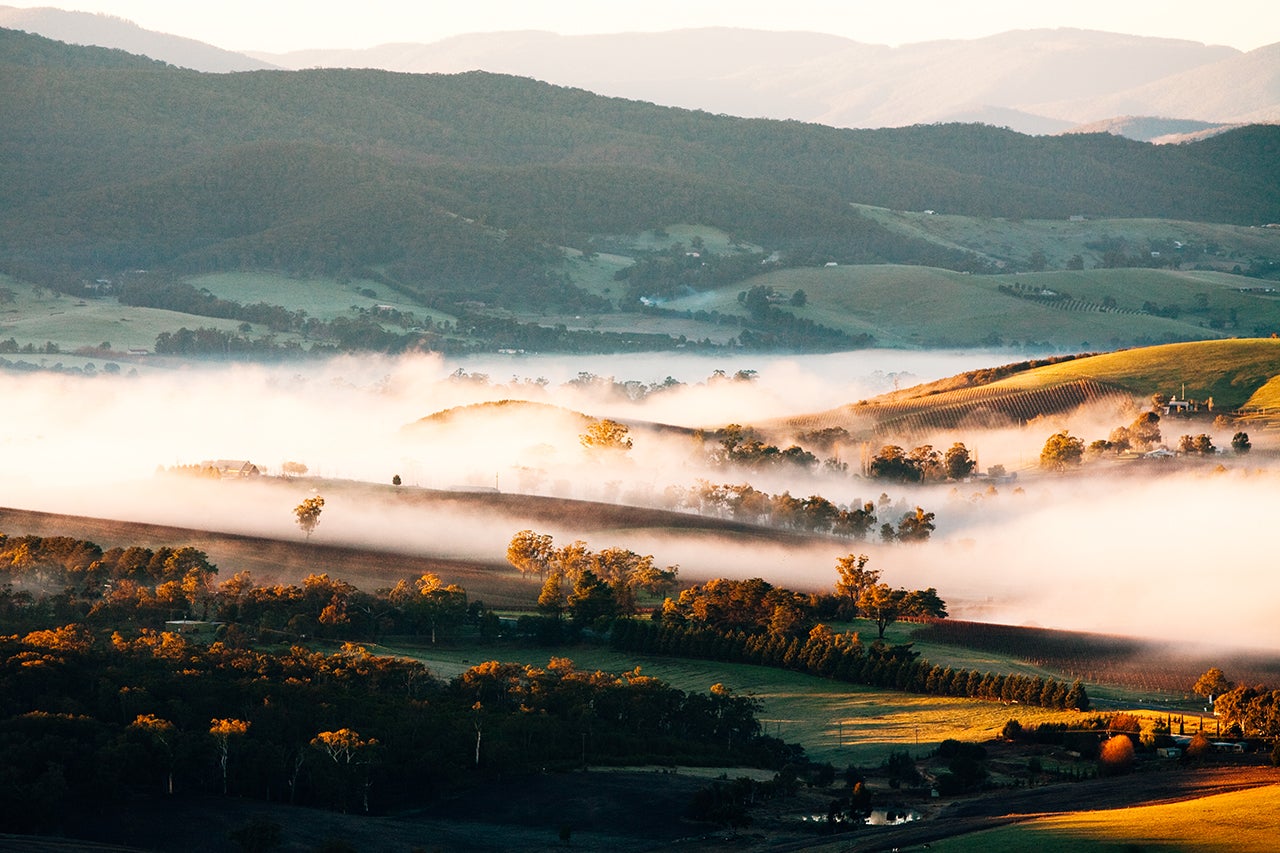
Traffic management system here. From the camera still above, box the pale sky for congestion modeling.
[7,0,1279,53]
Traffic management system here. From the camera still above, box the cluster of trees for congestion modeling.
[704,423,822,470]
[1048,406,1254,470]
[658,480,936,542]
[0,533,480,644]
[0,627,790,833]
[659,562,947,642]
[613,242,770,303]
[153,326,306,357]
[1212,683,1280,740]
[734,285,871,350]
[868,443,976,483]
[505,530,678,624]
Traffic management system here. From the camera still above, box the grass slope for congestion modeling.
[854,204,1280,273]
[389,644,1086,765]
[0,275,274,353]
[189,272,455,325]
[666,264,1280,349]
[780,339,1280,436]
[991,338,1280,409]
[934,784,1280,853]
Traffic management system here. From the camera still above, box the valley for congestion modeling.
[2,17,1280,852]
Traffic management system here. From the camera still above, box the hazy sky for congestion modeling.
[10,0,1280,53]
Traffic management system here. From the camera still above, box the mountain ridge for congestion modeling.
[0,4,276,71]
[5,9,1275,136]
[247,26,1268,134]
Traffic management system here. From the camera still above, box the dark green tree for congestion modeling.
[567,569,616,626]
[943,442,976,480]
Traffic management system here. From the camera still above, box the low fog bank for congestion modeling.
[3,349,1278,651]
[454,347,1038,426]
[0,348,1036,503]
[877,467,1280,650]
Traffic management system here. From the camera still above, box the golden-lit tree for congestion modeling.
[834,554,878,617]
[580,418,632,455]
[131,713,176,794]
[293,495,325,541]
[1193,667,1232,709]
[1099,734,1135,774]
[210,718,250,794]
[312,728,380,813]
[506,529,553,580]
[1039,430,1084,471]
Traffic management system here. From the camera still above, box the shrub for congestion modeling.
[1099,734,1135,774]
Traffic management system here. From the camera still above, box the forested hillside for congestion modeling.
[2,26,1279,337]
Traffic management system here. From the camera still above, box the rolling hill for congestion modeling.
[663,263,1280,349]
[777,338,1280,436]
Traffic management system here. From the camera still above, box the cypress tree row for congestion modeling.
[611,619,1088,710]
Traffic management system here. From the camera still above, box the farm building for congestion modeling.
[200,459,262,479]
[164,620,222,640]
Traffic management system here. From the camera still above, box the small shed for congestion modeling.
[164,620,222,640]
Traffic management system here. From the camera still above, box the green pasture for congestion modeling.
[0,276,275,353]
[931,784,1280,853]
[994,338,1280,409]
[188,272,455,325]
[381,642,1089,766]
[561,250,634,302]
[665,263,1265,349]
[854,204,1280,272]
[616,224,755,255]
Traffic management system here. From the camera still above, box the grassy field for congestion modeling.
[663,263,1279,349]
[0,276,277,353]
[385,643,1089,766]
[931,784,1280,853]
[1243,373,1280,410]
[188,272,456,325]
[854,204,1280,272]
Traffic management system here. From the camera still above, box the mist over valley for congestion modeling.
[3,13,1280,850]
[4,346,1277,650]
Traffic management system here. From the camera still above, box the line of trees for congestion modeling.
[610,619,1087,711]
[505,530,678,624]
[661,480,937,542]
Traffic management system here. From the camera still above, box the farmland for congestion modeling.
[662,263,1280,350]
[930,782,1280,853]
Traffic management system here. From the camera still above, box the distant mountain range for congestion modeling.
[252,27,1275,136]
[3,23,1279,308]
[2,8,1277,139]
[0,4,275,71]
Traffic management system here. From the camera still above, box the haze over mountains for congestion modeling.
[3,6,1277,139]
[0,4,275,71]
